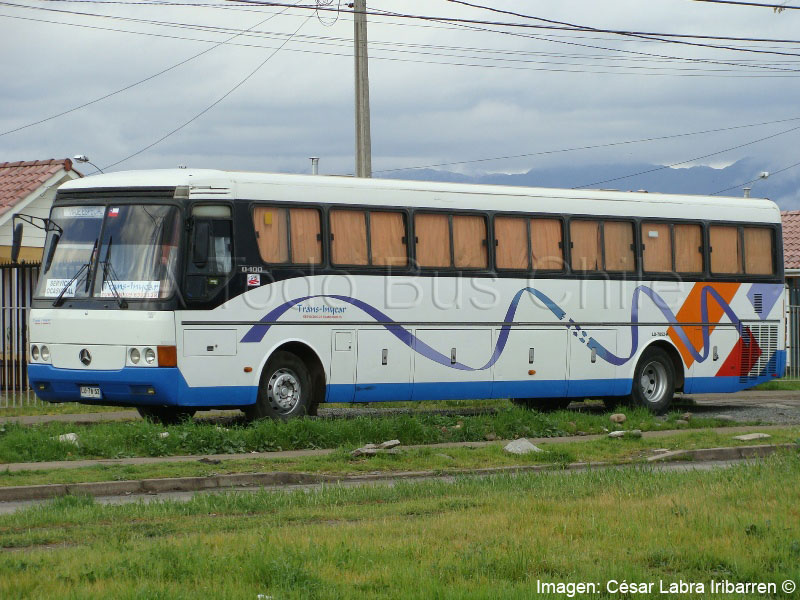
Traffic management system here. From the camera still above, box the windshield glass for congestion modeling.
[35,204,182,301]
[35,206,104,298]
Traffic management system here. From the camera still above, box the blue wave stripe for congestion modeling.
[241,285,745,370]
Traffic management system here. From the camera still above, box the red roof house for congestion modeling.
[782,210,800,273]
[0,159,82,262]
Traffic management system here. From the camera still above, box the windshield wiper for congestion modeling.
[52,263,89,307]
[101,237,128,309]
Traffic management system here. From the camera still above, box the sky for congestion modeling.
[2,0,800,203]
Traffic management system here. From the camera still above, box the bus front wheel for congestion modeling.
[245,351,313,421]
[630,347,675,415]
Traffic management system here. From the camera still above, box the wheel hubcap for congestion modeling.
[639,361,667,403]
[267,368,301,413]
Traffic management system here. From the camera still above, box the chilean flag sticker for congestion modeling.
[108,207,120,217]
[247,274,261,287]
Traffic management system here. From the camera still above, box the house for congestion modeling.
[781,210,800,374]
[0,158,82,263]
[783,211,800,296]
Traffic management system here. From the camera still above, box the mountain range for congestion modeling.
[379,157,800,210]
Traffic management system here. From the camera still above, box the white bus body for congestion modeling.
[24,170,785,418]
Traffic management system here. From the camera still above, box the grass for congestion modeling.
[0,398,513,418]
[753,379,800,391]
[0,406,751,464]
[1,453,799,598]
[0,428,797,488]
[0,401,131,418]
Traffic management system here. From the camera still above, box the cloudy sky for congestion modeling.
[2,0,799,196]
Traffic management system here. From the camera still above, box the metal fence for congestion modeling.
[787,304,800,380]
[1,263,40,408]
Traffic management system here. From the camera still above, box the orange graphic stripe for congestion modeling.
[667,282,740,368]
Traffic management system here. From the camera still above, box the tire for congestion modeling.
[510,397,572,411]
[629,347,676,415]
[244,351,313,421]
[137,406,196,425]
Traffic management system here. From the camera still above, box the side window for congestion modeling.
[531,218,563,271]
[370,211,408,267]
[290,208,322,264]
[495,216,529,270]
[253,206,288,263]
[674,223,703,273]
[604,221,634,272]
[330,209,368,266]
[186,204,233,300]
[452,214,487,269]
[710,225,742,274]
[570,220,601,271]
[744,227,774,275]
[253,206,322,265]
[191,205,232,275]
[641,222,671,273]
[415,213,451,268]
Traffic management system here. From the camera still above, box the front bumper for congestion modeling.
[28,363,181,406]
[28,364,257,407]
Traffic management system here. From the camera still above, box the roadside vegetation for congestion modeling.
[753,379,800,391]
[1,453,799,598]
[1,428,797,489]
[0,406,752,464]
[0,401,129,418]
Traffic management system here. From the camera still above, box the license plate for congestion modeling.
[80,386,102,399]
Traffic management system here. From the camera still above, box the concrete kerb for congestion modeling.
[646,442,798,462]
[0,443,796,503]
[1,423,793,474]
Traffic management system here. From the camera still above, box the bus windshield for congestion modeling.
[35,204,181,301]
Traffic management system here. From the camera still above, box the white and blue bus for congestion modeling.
[14,170,785,422]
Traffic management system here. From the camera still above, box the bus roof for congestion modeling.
[59,168,781,224]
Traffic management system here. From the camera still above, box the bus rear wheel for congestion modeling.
[137,407,196,425]
[245,351,313,421]
[510,398,572,411]
[630,347,675,415]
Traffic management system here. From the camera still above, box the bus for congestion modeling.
[14,169,785,423]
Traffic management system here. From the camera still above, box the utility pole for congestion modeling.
[354,0,372,178]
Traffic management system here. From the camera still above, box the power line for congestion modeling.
[99,10,312,171]
[25,0,800,49]
[11,0,800,68]
[6,2,800,74]
[0,1,301,137]
[712,158,800,195]
[374,116,800,174]
[691,0,800,9]
[5,10,800,78]
[572,124,800,189]
[437,0,800,60]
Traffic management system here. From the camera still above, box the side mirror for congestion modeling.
[10,222,23,263]
[43,233,60,272]
[192,221,210,268]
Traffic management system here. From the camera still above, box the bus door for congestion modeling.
[328,330,356,402]
[354,329,412,402]
[411,328,493,400]
[567,328,620,397]
[492,328,568,398]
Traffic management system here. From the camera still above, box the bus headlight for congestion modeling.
[31,345,39,361]
[129,348,140,364]
[40,346,50,362]
[144,348,156,365]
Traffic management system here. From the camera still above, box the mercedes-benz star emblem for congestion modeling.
[79,349,92,366]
